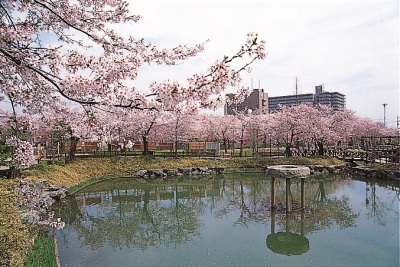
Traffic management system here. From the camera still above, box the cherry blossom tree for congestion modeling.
[37,104,103,159]
[348,117,398,150]
[264,104,356,156]
[268,104,314,156]
[168,112,192,155]
[1,0,267,165]
[233,109,253,157]
[256,113,273,149]
[351,118,396,138]
[305,106,356,155]
[0,110,35,174]
[122,109,173,155]
[208,115,238,153]
[1,1,266,115]
[180,114,206,142]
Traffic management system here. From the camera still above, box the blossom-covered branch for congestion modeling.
[1,1,266,114]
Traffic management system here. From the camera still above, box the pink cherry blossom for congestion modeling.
[0,1,266,114]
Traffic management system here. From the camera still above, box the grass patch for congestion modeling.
[365,162,399,171]
[24,230,57,267]
[226,155,343,168]
[0,179,32,267]
[67,177,98,194]
[67,175,114,194]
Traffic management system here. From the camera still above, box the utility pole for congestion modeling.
[295,77,298,104]
[382,103,387,127]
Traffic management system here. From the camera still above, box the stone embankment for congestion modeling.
[307,164,346,175]
[264,164,346,177]
[347,164,400,181]
[307,163,400,181]
[133,165,348,180]
[133,167,225,180]
[266,163,400,181]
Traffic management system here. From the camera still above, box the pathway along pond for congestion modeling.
[52,173,399,267]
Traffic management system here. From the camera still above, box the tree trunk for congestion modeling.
[174,117,179,158]
[69,136,79,160]
[239,138,244,157]
[7,166,17,179]
[263,134,267,148]
[174,139,178,158]
[142,120,155,156]
[285,145,292,157]
[239,128,245,157]
[317,141,324,155]
[142,135,149,156]
[223,137,228,153]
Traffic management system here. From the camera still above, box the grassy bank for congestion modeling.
[24,230,58,267]
[0,179,33,267]
[1,155,342,266]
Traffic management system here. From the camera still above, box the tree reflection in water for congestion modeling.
[52,175,399,253]
[364,179,400,226]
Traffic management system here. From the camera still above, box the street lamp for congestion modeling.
[382,103,387,127]
[269,134,272,158]
[247,109,253,156]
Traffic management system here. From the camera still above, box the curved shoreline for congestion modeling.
[62,163,400,195]
[18,161,400,228]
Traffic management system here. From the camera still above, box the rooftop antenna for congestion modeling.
[295,77,298,103]
[259,80,261,89]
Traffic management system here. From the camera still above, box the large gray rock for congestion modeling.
[20,210,41,224]
[266,165,310,178]
[148,169,166,177]
[41,194,56,208]
[135,170,148,177]
[177,168,193,175]
[210,167,225,174]
[45,186,68,201]
[165,169,177,176]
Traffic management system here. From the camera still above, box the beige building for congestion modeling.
[225,89,268,115]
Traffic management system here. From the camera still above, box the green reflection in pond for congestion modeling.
[267,232,309,255]
[267,213,309,256]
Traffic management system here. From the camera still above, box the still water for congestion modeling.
[53,174,399,267]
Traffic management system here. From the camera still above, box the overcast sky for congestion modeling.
[127,0,399,127]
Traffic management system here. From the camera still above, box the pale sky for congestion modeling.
[128,0,399,127]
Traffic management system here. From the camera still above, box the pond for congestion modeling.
[53,174,399,267]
